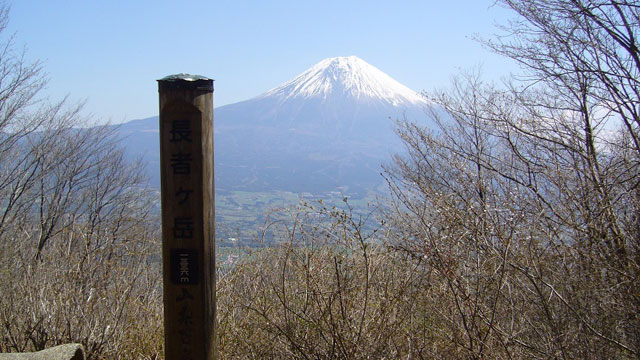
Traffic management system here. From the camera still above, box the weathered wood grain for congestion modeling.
[158,75,216,360]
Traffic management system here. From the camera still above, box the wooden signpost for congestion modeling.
[158,74,216,360]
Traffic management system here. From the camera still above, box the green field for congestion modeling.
[215,189,383,247]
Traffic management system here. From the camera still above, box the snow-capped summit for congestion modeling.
[216,55,430,144]
[118,56,432,194]
[259,56,427,107]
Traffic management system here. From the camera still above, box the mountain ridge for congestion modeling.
[118,56,430,195]
[215,56,428,144]
[257,56,428,106]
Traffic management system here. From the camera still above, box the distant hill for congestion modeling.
[116,56,431,196]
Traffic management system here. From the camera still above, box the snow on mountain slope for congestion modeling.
[209,56,432,193]
[258,56,428,107]
[217,56,430,137]
[118,56,432,194]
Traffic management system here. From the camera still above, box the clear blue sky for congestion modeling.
[5,0,516,124]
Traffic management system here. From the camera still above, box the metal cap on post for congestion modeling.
[157,74,216,360]
[158,73,214,91]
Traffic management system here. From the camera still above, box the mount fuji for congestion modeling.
[217,56,428,141]
[118,56,430,195]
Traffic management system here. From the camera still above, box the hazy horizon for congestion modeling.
[5,0,517,124]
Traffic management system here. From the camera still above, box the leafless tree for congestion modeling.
[0,4,162,359]
[383,1,640,357]
[216,201,445,359]
[488,0,640,154]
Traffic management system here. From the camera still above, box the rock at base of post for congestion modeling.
[0,344,85,360]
